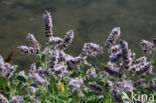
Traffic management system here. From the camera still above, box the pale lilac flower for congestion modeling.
[130,56,147,72]
[0,55,17,77]
[115,81,124,88]
[59,30,74,49]
[18,33,40,55]
[43,10,53,37]
[123,81,133,91]
[105,27,121,48]
[18,71,26,78]
[109,44,121,54]
[105,80,113,89]
[66,56,83,67]
[133,79,145,88]
[48,37,63,46]
[86,67,97,77]
[4,63,18,74]
[141,40,154,54]
[0,55,4,66]
[68,77,84,92]
[17,45,30,54]
[58,50,66,61]
[64,54,74,61]
[48,50,59,69]
[130,64,141,72]
[8,65,17,74]
[54,64,68,77]
[136,56,147,65]
[105,66,122,78]
[0,67,7,77]
[115,81,133,91]
[64,30,74,43]
[109,51,122,63]
[0,94,9,103]
[112,88,123,103]
[37,67,51,76]
[135,62,153,75]
[30,86,37,94]
[129,50,136,60]
[27,33,40,50]
[120,40,133,70]
[17,46,38,54]
[146,81,156,91]
[9,96,23,103]
[29,63,37,73]
[107,62,118,69]
[30,73,49,86]
[43,47,50,55]
[80,42,103,58]
[89,82,103,92]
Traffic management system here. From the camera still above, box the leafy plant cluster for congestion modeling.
[0,11,156,103]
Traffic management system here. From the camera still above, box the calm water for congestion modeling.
[0,0,156,70]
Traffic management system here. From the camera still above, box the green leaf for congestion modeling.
[153,59,156,67]
[16,76,27,82]
[35,54,41,62]
[41,53,47,62]
[0,76,7,92]
[147,58,151,62]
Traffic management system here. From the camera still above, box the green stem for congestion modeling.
[41,87,67,103]
[53,82,55,103]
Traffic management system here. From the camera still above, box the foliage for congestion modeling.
[0,11,156,103]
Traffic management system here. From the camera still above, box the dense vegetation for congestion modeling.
[0,11,156,103]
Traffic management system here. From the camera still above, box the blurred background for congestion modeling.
[0,0,156,71]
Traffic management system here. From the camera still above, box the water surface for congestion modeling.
[0,0,156,70]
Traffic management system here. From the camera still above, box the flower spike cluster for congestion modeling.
[120,40,133,70]
[9,96,23,103]
[89,82,103,92]
[29,72,49,86]
[27,33,40,51]
[0,55,17,77]
[105,27,121,48]
[1,10,155,103]
[80,42,103,58]
[58,30,74,50]
[48,50,59,69]
[17,33,40,55]
[43,12,74,50]
[0,94,23,103]
[0,94,9,103]
[141,40,154,54]
[68,77,84,92]
[112,88,123,103]
[43,10,53,37]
